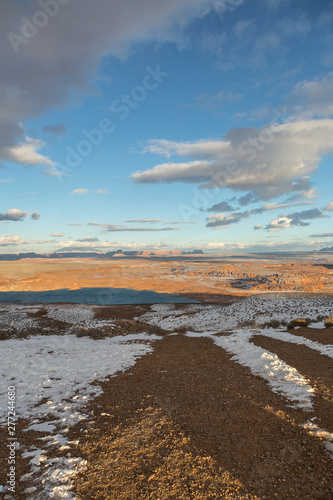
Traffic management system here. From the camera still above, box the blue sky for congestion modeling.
[1,0,333,253]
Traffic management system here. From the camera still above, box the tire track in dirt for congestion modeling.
[70,334,333,499]
[284,326,333,346]
[251,334,333,433]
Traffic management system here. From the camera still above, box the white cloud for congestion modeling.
[206,212,254,228]
[50,233,65,238]
[0,208,40,222]
[325,201,333,211]
[265,208,325,231]
[132,119,333,200]
[265,216,292,231]
[71,188,89,195]
[31,211,40,220]
[204,241,248,250]
[202,239,326,252]
[71,189,109,195]
[77,236,100,242]
[55,240,175,251]
[43,166,71,178]
[0,209,29,222]
[3,137,54,166]
[0,235,52,246]
[0,235,24,246]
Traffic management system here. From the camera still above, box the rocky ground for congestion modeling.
[0,295,333,499]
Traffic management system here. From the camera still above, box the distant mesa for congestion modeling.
[320,246,333,252]
[0,249,204,261]
[112,249,126,257]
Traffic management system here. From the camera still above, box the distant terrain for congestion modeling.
[0,253,333,299]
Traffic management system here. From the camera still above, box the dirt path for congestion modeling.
[252,335,333,433]
[69,334,333,499]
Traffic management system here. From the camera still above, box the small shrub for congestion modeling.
[0,331,8,340]
[262,319,281,329]
[239,319,256,328]
[325,315,333,328]
[173,326,188,334]
[145,324,168,336]
[72,326,104,338]
[288,318,310,329]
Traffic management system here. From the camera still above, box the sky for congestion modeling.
[1,0,333,254]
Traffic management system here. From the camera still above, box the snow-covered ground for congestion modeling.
[0,333,160,498]
[140,293,333,332]
[0,293,332,497]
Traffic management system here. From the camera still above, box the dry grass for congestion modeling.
[325,315,333,328]
[73,403,257,500]
[288,318,310,329]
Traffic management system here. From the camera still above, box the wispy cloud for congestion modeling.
[77,236,100,242]
[309,233,333,238]
[125,219,166,223]
[0,235,52,246]
[43,166,71,178]
[124,219,195,224]
[71,188,109,195]
[89,222,180,232]
[71,189,90,195]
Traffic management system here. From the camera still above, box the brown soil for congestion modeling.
[251,335,333,433]
[177,293,247,304]
[68,334,333,500]
[285,326,333,345]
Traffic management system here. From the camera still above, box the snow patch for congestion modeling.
[303,420,333,459]
[0,333,159,498]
